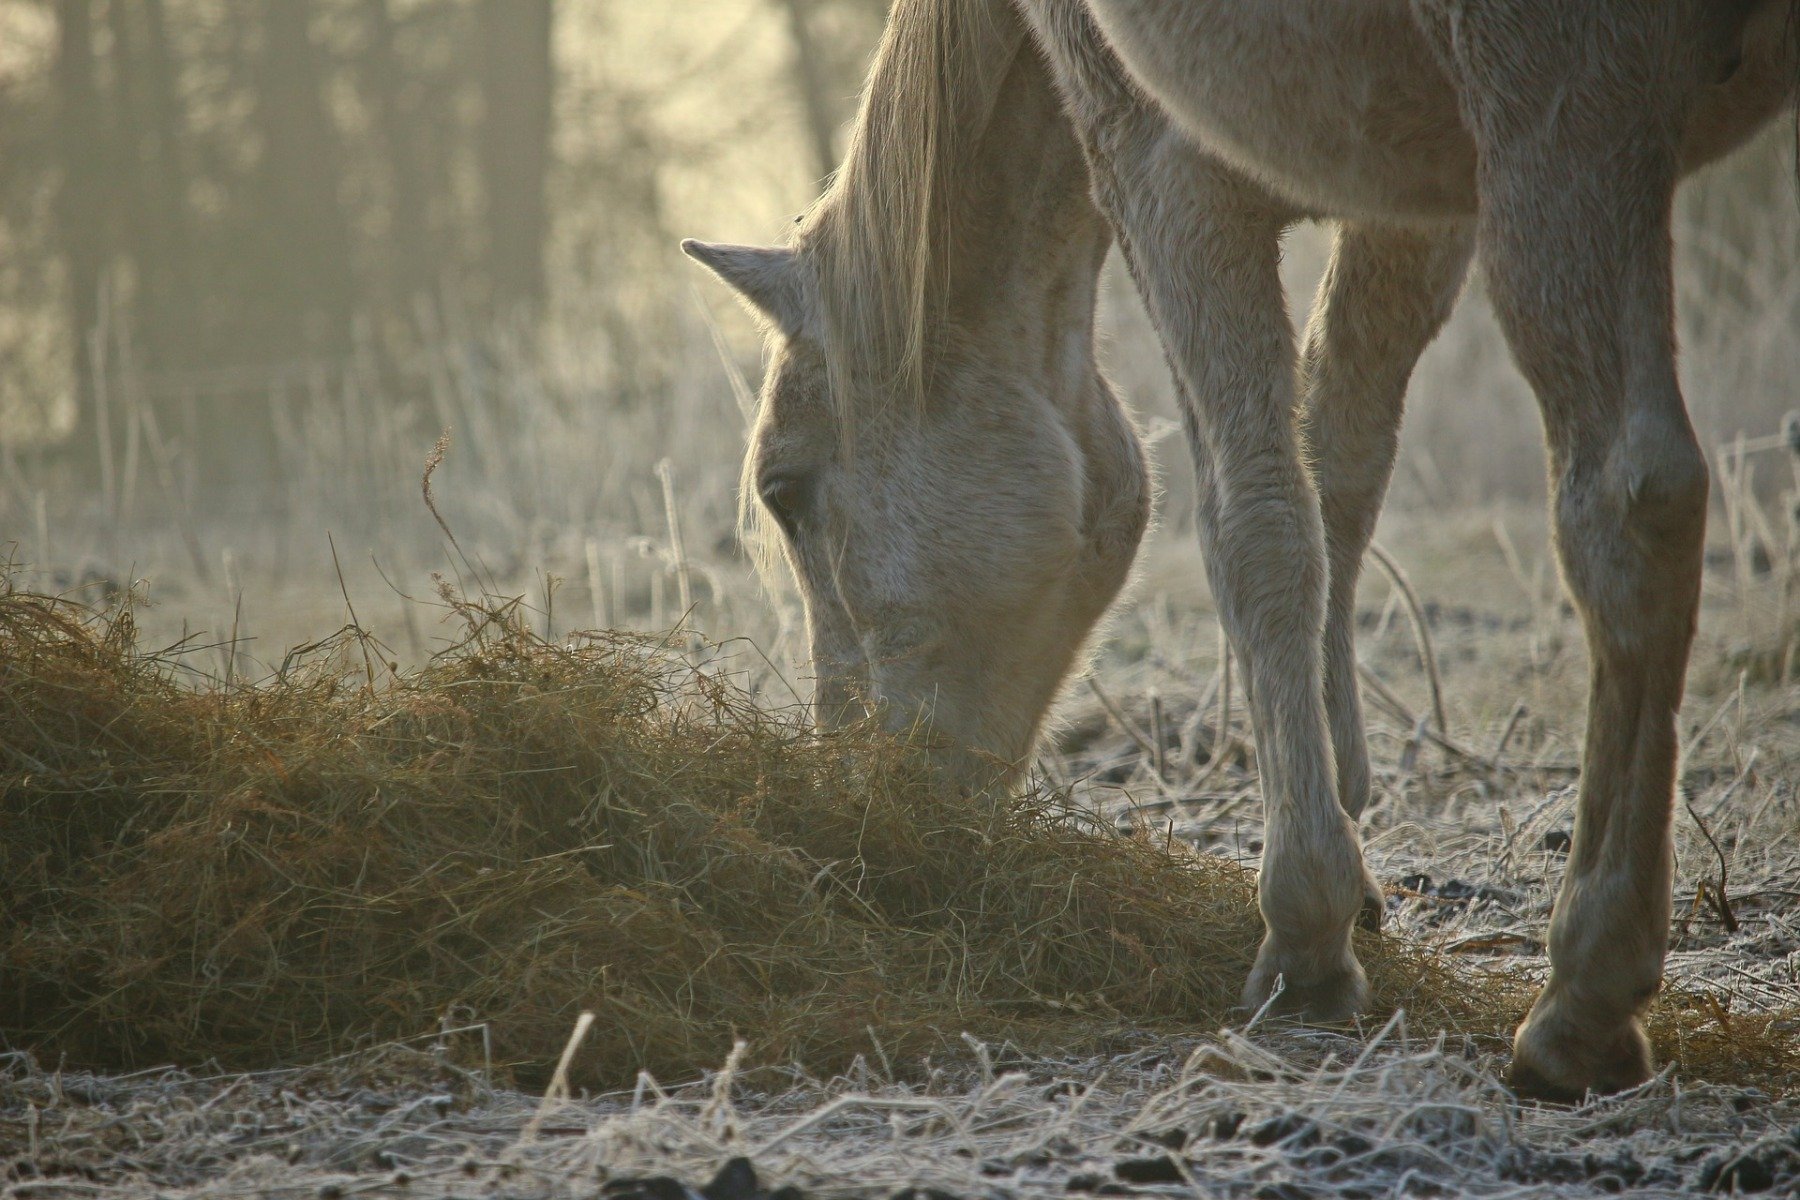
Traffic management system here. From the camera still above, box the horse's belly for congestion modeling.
[1086,0,1477,219]
[1086,0,1794,219]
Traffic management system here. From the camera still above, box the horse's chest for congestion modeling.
[1084,0,1478,219]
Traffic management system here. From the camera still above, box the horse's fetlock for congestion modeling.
[1259,831,1370,937]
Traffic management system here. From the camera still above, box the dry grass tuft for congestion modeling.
[1,583,1792,1093]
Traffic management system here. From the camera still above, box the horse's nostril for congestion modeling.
[758,473,812,535]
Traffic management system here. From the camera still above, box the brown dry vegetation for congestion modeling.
[2,576,1796,1098]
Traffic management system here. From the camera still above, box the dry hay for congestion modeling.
[0,584,1793,1094]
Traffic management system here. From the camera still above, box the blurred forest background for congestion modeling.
[0,0,882,471]
[0,0,1796,678]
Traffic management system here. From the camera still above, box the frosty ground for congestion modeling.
[5,502,1799,1199]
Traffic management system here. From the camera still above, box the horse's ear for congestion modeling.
[681,240,805,332]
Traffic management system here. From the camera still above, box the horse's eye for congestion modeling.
[758,473,813,536]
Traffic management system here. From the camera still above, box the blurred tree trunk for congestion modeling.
[53,0,106,461]
[254,0,355,361]
[138,0,195,365]
[107,0,196,371]
[360,0,433,312]
[780,0,840,183]
[477,0,554,316]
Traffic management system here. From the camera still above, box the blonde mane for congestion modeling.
[797,0,1020,413]
[738,0,1024,580]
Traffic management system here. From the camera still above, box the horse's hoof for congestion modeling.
[1510,1013,1652,1103]
[1242,937,1369,1024]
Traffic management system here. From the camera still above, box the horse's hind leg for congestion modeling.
[1302,223,1471,834]
[1444,3,1719,1100]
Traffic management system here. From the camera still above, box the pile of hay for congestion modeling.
[0,586,1791,1091]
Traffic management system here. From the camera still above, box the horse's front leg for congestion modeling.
[1026,0,1382,1023]
[1111,139,1373,1020]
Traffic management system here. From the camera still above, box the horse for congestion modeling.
[684,0,1799,1101]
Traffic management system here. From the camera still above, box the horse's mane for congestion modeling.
[797,0,1018,413]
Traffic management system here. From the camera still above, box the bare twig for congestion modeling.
[656,458,698,650]
[422,428,490,595]
[521,1011,596,1142]
[1087,676,1161,777]
[328,533,378,690]
[1191,626,1235,791]
[1367,541,1447,735]
[1148,689,1167,783]
[1491,702,1527,767]
[1683,797,1740,935]
[1356,660,1484,767]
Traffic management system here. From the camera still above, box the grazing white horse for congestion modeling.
[685,0,1798,1100]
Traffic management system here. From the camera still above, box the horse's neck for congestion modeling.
[812,0,1108,391]
[941,33,1109,381]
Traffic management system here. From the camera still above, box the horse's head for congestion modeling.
[682,236,1149,787]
